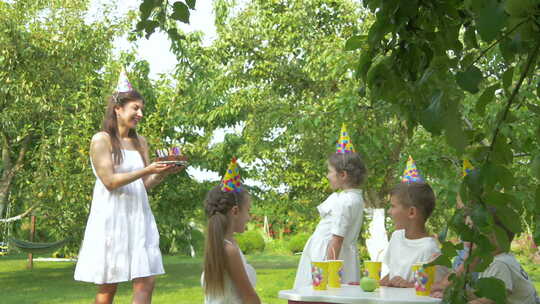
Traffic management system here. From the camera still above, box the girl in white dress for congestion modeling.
[294,125,367,289]
[202,158,260,304]
[74,69,182,304]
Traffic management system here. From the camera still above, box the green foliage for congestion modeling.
[287,233,310,254]
[0,0,121,251]
[152,0,422,241]
[262,238,293,255]
[3,3,538,304]
[0,0,208,257]
[535,186,540,245]
[456,66,483,94]
[190,229,205,256]
[236,230,265,254]
[357,0,540,302]
[474,277,508,304]
[136,0,196,42]
[135,1,540,256]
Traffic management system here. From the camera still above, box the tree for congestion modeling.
[136,0,196,44]
[0,0,119,224]
[134,0,495,238]
[346,0,540,302]
[135,4,539,285]
[140,0,429,234]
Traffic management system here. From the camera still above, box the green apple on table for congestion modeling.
[360,276,377,292]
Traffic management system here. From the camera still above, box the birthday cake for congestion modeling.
[155,147,188,164]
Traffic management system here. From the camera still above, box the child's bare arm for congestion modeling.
[389,275,414,288]
[379,274,390,286]
[224,243,260,304]
[326,235,344,259]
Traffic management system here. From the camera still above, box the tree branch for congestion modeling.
[467,19,529,70]
[14,135,31,172]
[0,134,31,217]
[0,131,11,172]
[487,40,540,158]
[378,125,407,202]
[0,203,39,223]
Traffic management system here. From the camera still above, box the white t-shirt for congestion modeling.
[293,189,364,289]
[382,229,440,281]
[478,253,539,304]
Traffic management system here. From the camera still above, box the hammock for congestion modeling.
[8,237,67,254]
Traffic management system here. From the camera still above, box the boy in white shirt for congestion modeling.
[380,170,441,287]
[468,210,539,304]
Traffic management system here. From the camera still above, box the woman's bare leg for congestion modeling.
[95,283,118,304]
[132,276,155,304]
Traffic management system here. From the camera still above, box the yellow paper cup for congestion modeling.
[363,261,382,281]
[412,263,436,296]
[311,261,329,290]
[327,260,343,288]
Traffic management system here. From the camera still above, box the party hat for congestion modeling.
[221,157,242,193]
[401,156,425,183]
[336,124,356,154]
[115,67,133,93]
[462,159,475,177]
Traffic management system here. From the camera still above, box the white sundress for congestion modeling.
[74,149,164,284]
[293,189,364,289]
[203,240,257,304]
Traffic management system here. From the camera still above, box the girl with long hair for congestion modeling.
[202,158,260,304]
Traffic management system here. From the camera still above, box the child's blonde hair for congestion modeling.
[203,185,250,296]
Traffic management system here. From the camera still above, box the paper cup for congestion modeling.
[412,263,436,296]
[327,260,343,288]
[363,261,382,281]
[311,261,329,290]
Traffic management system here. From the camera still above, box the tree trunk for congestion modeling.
[377,126,407,200]
[27,215,36,270]
[0,133,30,219]
[364,188,383,208]
[0,132,12,218]
[364,126,408,209]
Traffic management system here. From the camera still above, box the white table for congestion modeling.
[279,285,441,304]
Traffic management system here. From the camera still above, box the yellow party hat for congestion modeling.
[221,157,242,193]
[336,124,356,153]
[462,159,475,177]
[401,156,425,183]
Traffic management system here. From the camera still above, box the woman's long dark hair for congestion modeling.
[102,90,145,165]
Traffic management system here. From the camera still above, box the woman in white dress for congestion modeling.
[74,70,182,304]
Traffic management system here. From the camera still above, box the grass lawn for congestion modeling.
[517,255,540,292]
[0,253,300,304]
[1,253,538,304]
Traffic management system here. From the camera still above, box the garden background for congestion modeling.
[1,0,539,303]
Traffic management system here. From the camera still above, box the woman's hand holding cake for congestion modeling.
[155,146,189,165]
